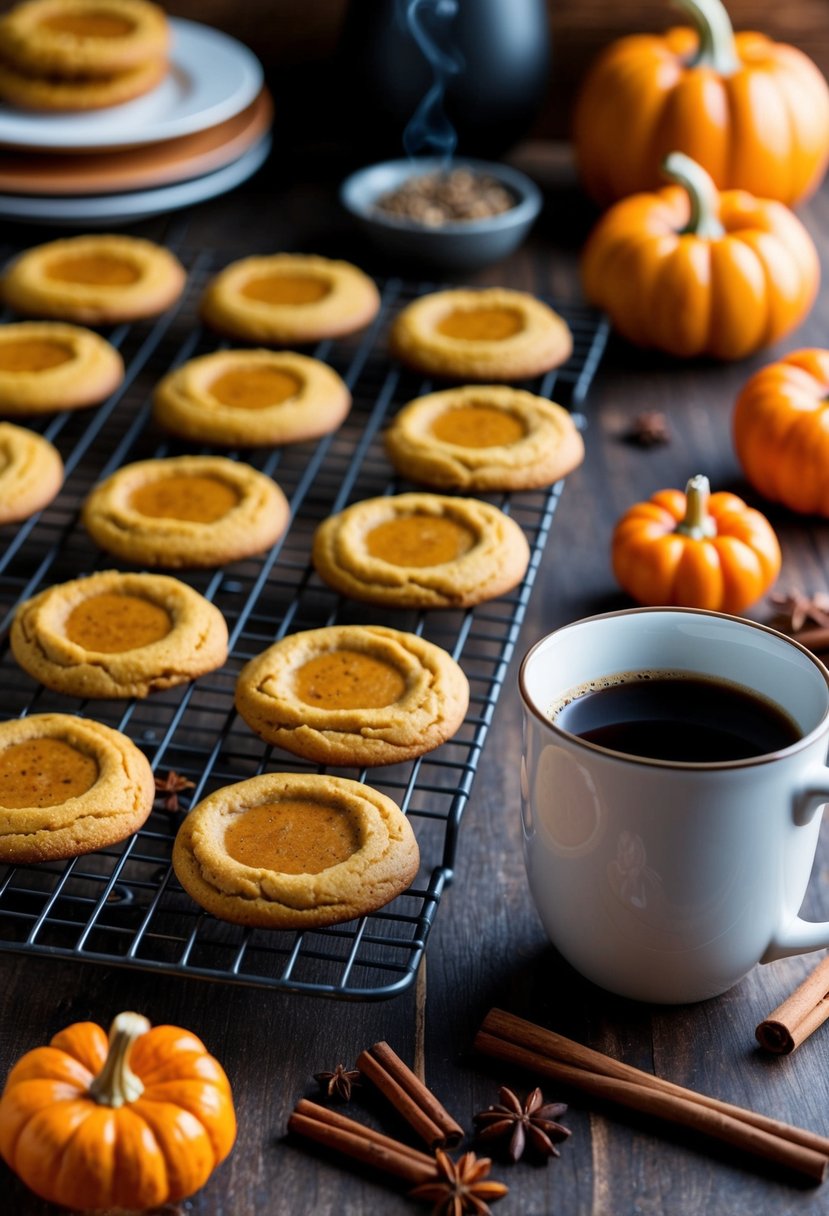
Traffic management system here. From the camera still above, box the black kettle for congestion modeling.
[336,0,550,160]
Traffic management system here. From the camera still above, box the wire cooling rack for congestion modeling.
[0,254,609,1000]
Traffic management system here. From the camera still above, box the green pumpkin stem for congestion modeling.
[88,1011,150,1108]
[676,475,717,539]
[662,152,725,239]
[672,0,739,74]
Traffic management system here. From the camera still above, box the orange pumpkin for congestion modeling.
[573,0,829,206]
[611,474,781,613]
[0,1011,236,1211]
[733,349,829,515]
[581,152,819,360]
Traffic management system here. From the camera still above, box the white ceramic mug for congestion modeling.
[519,608,829,1004]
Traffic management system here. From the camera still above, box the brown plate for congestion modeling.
[0,87,273,196]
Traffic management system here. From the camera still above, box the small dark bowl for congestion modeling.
[339,157,543,272]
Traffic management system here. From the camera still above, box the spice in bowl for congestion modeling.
[374,167,517,226]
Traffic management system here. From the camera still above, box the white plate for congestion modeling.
[0,133,272,225]
[0,18,264,151]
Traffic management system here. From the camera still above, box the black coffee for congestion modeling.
[554,673,801,762]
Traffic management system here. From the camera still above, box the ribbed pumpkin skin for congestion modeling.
[573,26,829,207]
[733,349,829,516]
[0,1020,236,1210]
[581,185,819,360]
[611,488,781,614]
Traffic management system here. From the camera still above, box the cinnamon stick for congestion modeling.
[357,1040,464,1148]
[287,1099,437,1186]
[756,955,829,1055]
[475,1010,829,1185]
[784,626,829,654]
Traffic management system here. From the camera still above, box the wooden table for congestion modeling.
[2,146,829,1216]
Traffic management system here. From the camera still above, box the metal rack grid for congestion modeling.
[0,253,609,1000]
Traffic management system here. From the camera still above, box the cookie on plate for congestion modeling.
[0,55,166,111]
[235,624,470,767]
[2,234,186,324]
[82,454,291,568]
[11,569,228,698]
[312,491,530,609]
[0,712,154,863]
[0,321,124,414]
[172,771,420,929]
[200,253,381,345]
[0,421,62,522]
[153,348,351,447]
[384,384,585,491]
[389,287,572,381]
[0,0,169,77]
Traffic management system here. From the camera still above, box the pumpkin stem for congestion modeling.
[662,152,724,239]
[675,475,717,539]
[88,1011,151,1108]
[672,0,740,74]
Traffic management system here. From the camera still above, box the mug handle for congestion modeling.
[762,766,829,962]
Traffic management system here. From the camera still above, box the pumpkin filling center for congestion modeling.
[129,475,241,523]
[65,592,173,652]
[224,799,361,874]
[436,307,524,342]
[39,12,137,38]
[208,366,303,410]
[45,254,141,287]
[0,737,98,808]
[240,274,332,306]
[294,649,407,710]
[365,514,475,567]
[430,404,526,447]
[0,338,74,372]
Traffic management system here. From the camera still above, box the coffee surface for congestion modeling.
[554,673,801,762]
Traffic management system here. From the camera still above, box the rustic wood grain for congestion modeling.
[2,147,829,1215]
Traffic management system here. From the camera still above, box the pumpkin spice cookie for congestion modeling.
[2,234,186,324]
[172,772,420,930]
[0,54,166,111]
[384,384,584,491]
[0,712,154,863]
[312,491,530,609]
[389,287,573,381]
[235,624,470,768]
[153,348,351,447]
[0,0,169,77]
[0,321,124,414]
[82,454,291,568]
[11,569,228,699]
[200,253,381,345]
[0,421,62,523]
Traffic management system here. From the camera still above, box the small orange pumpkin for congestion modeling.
[611,474,781,613]
[0,1011,236,1211]
[733,348,829,515]
[573,0,829,206]
[581,151,819,360]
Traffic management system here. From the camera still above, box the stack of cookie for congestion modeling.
[0,0,170,112]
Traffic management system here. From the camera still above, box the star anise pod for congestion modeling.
[313,1063,361,1102]
[409,1149,508,1215]
[473,1086,570,1163]
[153,770,195,813]
[769,588,829,633]
[627,410,671,447]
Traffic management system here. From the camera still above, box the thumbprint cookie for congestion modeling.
[172,772,420,930]
[0,712,154,863]
[82,455,290,568]
[0,321,123,414]
[0,421,63,522]
[312,491,530,609]
[235,624,469,767]
[200,253,380,345]
[11,570,228,699]
[389,287,572,381]
[0,0,169,77]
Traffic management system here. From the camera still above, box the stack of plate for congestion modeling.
[0,17,271,226]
